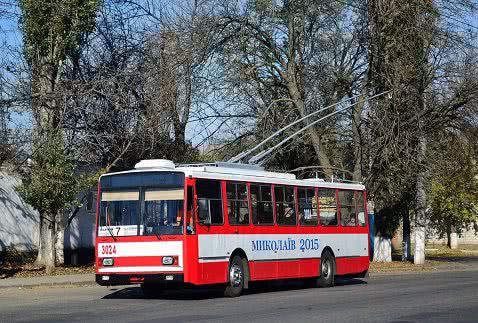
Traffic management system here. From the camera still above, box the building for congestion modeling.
[0,170,96,264]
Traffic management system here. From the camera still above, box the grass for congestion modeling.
[369,244,478,273]
[0,249,94,279]
[369,260,439,273]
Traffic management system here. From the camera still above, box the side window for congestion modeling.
[299,188,318,226]
[338,190,357,227]
[196,179,223,225]
[227,182,250,225]
[356,191,366,227]
[251,184,274,225]
[186,186,195,234]
[318,189,337,226]
[276,186,297,225]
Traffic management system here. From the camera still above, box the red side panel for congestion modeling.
[299,258,321,277]
[199,262,228,284]
[277,260,300,278]
[335,256,369,275]
[250,261,277,280]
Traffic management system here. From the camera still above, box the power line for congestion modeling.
[248,90,391,165]
[228,92,367,163]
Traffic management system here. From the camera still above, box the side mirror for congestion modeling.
[197,199,211,225]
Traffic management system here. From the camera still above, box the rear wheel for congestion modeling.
[224,255,244,297]
[141,283,165,298]
[318,250,335,288]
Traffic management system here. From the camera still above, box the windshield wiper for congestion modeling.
[104,206,117,241]
[105,224,117,241]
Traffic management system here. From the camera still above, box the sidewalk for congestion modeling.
[0,274,95,289]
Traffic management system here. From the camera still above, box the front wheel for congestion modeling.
[224,255,244,297]
[318,250,335,288]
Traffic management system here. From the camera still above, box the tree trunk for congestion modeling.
[287,83,334,179]
[32,56,61,273]
[35,212,56,273]
[447,224,458,249]
[402,208,411,261]
[55,211,65,265]
[351,87,368,182]
[373,235,392,262]
[414,134,428,265]
[285,7,334,180]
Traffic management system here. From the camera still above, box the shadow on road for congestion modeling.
[102,277,367,300]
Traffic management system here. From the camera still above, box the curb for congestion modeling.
[0,274,96,289]
[0,280,97,289]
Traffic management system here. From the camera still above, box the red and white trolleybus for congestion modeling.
[95,159,370,297]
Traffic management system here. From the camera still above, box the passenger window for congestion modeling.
[251,184,273,225]
[318,189,337,226]
[276,186,296,225]
[356,191,366,226]
[196,179,223,225]
[338,190,357,227]
[299,188,318,226]
[227,182,249,225]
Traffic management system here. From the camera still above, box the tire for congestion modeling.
[141,283,165,298]
[224,255,244,297]
[318,250,335,288]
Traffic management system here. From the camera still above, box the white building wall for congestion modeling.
[424,227,478,245]
[64,191,96,250]
[393,221,478,249]
[0,172,39,251]
[0,171,96,253]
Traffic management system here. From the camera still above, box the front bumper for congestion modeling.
[96,273,184,286]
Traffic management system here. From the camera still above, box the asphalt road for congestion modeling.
[1,270,477,323]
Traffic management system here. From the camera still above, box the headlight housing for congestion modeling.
[162,256,174,265]
[102,258,114,266]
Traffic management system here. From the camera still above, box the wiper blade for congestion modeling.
[104,206,117,241]
[105,225,117,241]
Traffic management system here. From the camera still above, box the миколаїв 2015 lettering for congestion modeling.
[251,238,320,252]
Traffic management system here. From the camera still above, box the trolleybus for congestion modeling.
[95,159,369,297]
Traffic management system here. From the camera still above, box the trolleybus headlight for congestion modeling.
[102,258,114,266]
[162,256,174,265]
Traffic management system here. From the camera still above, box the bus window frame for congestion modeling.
[195,178,225,226]
[98,188,142,236]
[185,184,195,234]
[226,181,251,226]
[338,188,358,227]
[274,185,298,227]
[251,183,275,226]
[355,190,367,227]
[298,186,319,227]
[318,188,339,227]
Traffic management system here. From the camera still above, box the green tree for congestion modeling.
[19,0,100,132]
[19,0,101,271]
[430,135,478,248]
[19,130,102,272]
[19,131,77,271]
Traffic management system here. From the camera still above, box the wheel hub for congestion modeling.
[229,264,242,287]
[322,259,330,279]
